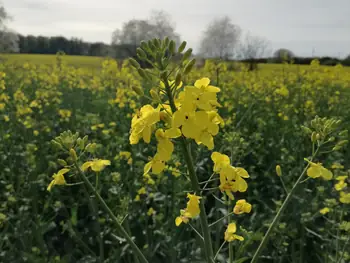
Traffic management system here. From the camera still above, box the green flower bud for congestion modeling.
[82,135,89,144]
[77,138,85,150]
[150,89,160,101]
[316,133,320,140]
[132,86,144,96]
[183,59,196,75]
[160,70,168,82]
[276,165,282,177]
[311,132,317,143]
[69,148,78,162]
[178,41,187,53]
[57,159,67,166]
[169,40,176,54]
[175,71,182,87]
[137,68,147,79]
[182,48,193,61]
[140,41,151,53]
[51,140,63,151]
[339,130,348,137]
[136,48,147,60]
[85,143,97,153]
[129,58,140,69]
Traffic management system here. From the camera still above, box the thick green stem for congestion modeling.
[164,81,214,262]
[250,151,318,263]
[75,164,149,263]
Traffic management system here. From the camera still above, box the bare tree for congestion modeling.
[111,9,180,46]
[199,16,241,59]
[148,10,180,43]
[237,33,271,60]
[0,5,19,53]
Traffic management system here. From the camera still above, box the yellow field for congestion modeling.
[0,53,105,68]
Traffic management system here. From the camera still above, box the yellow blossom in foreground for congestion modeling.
[82,159,111,172]
[129,104,160,144]
[319,207,330,215]
[47,168,69,191]
[233,199,252,215]
[306,161,333,180]
[211,152,230,173]
[224,223,244,242]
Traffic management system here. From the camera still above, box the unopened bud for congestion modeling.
[175,71,182,87]
[85,143,97,153]
[77,138,85,150]
[183,59,196,75]
[178,41,187,53]
[160,111,171,124]
[69,148,78,162]
[316,133,320,140]
[182,48,193,61]
[129,58,140,69]
[328,136,335,142]
[276,165,282,177]
[150,89,160,101]
[136,48,147,60]
[132,86,144,96]
[311,132,317,143]
[57,159,67,166]
[160,70,168,82]
[169,40,176,54]
[339,130,348,137]
[51,140,63,151]
[137,68,147,79]
[337,140,348,146]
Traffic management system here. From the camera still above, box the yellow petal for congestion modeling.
[175,217,183,226]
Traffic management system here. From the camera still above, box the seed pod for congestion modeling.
[132,86,144,96]
[276,165,282,177]
[178,41,187,53]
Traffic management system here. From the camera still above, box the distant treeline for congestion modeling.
[241,57,350,67]
[16,34,350,66]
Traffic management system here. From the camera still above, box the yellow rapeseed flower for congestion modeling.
[81,159,111,172]
[319,207,330,215]
[233,199,252,215]
[175,193,201,226]
[306,161,333,180]
[129,104,160,144]
[224,223,244,242]
[47,168,70,191]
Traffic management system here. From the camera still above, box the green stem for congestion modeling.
[164,81,214,262]
[75,163,149,263]
[250,149,318,263]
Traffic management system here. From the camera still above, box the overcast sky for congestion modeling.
[3,0,350,57]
